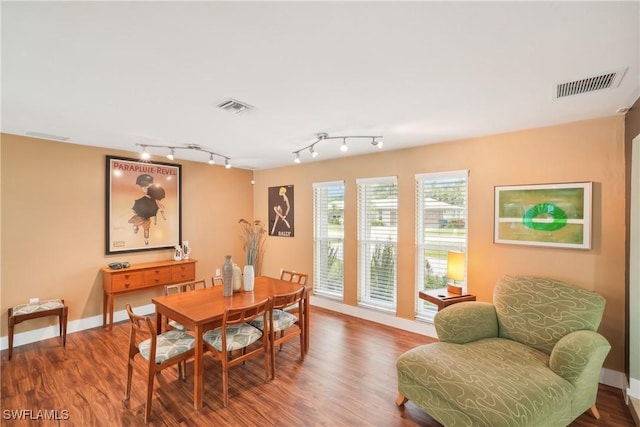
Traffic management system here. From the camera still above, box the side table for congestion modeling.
[419,288,476,311]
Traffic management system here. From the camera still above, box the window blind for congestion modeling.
[415,170,468,320]
[313,181,345,299]
[357,176,398,310]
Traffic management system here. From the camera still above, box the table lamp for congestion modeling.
[446,250,465,295]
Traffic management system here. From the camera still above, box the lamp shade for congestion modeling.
[447,251,465,282]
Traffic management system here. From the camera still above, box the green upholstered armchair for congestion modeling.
[396,276,611,427]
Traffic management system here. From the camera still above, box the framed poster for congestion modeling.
[494,182,592,249]
[268,185,294,237]
[106,156,181,254]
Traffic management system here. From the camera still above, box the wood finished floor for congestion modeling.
[1,307,635,427]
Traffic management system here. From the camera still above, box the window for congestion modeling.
[415,170,468,321]
[357,176,398,311]
[313,181,345,299]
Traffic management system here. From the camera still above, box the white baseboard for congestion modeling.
[309,295,625,390]
[0,304,155,351]
[310,294,437,338]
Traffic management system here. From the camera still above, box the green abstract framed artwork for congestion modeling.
[494,182,592,249]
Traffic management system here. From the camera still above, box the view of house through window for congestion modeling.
[415,171,468,321]
[357,176,398,311]
[313,181,345,299]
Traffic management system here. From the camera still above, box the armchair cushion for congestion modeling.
[435,301,498,344]
[494,276,605,355]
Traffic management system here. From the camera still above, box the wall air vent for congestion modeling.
[216,98,253,114]
[555,67,627,98]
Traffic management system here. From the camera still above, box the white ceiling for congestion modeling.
[2,1,639,170]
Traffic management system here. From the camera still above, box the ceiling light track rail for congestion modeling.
[135,143,231,168]
[292,132,383,163]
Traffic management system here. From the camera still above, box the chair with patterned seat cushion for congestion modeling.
[279,269,308,285]
[163,280,207,331]
[250,286,305,379]
[203,297,271,407]
[124,304,195,424]
[7,298,68,360]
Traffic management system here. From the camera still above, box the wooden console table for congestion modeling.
[102,259,197,330]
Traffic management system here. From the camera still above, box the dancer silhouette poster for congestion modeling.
[268,185,294,237]
[106,156,182,254]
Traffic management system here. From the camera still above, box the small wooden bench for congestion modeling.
[8,299,68,360]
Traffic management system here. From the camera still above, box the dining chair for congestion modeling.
[278,269,309,349]
[124,304,195,424]
[251,286,305,379]
[163,281,204,331]
[202,297,271,407]
[279,269,308,285]
[211,276,224,287]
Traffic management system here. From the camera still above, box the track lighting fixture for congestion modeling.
[136,143,231,168]
[292,132,383,163]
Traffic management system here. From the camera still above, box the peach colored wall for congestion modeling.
[254,116,627,372]
[0,134,254,334]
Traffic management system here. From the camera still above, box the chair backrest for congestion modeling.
[273,286,305,311]
[191,279,208,289]
[223,297,271,326]
[126,304,155,352]
[211,276,224,287]
[165,280,207,295]
[280,269,308,285]
[494,275,606,354]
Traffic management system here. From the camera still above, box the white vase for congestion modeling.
[243,265,255,292]
[182,241,191,259]
[173,246,182,261]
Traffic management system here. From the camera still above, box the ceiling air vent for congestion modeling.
[556,67,627,98]
[216,98,253,114]
[25,131,69,141]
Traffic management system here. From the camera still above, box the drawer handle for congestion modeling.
[124,283,131,288]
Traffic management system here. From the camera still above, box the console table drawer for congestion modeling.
[144,266,172,286]
[110,271,145,291]
[171,263,195,282]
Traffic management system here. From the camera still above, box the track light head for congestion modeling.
[208,154,215,164]
[225,159,231,169]
[293,152,301,163]
[310,146,318,158]
[340,138,348,152]
[371,137,384,149]
[167,148,175,160]
[140,146,151,160]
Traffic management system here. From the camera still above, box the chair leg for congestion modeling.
[7,311,14,361]
[60,306,68,347]
[124,359,134,401]
[270,334,276,380]
[221,357,229,408]
[588,405,601,420]
[145,366,155,423]
[396,393,408,406]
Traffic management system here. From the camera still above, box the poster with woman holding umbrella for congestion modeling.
[106,156,181,254]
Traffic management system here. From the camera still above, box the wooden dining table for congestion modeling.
[151,275,310,410]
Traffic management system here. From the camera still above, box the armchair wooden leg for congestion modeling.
[395,393,408,406]
[588,405,601,420]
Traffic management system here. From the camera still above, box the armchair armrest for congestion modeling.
[549,330,611,385]
[435,301,498,344]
